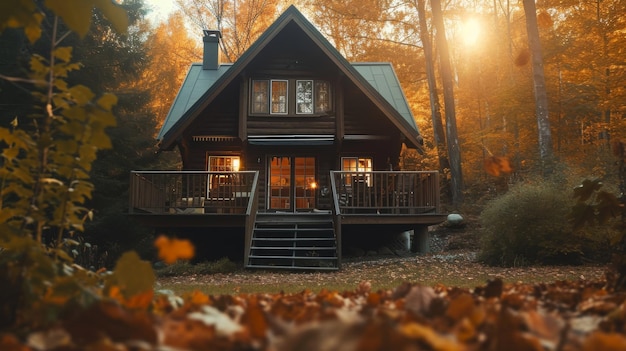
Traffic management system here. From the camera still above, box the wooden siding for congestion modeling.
[247,116,335,136]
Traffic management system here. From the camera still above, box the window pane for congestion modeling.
[296,80,313,114]
[315,81,331,113]
[341,157,372,186]
[208,156,240,190]
[271,80,288,114]
[252,80,269,113]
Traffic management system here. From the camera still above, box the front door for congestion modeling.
[268,156,316,211]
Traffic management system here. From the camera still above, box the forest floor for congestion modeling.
[156,221,607,296]
[9,221,624,351]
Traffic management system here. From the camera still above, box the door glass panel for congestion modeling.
[269,156,316,211]
[295,157,316,210]
[269,157,291,210]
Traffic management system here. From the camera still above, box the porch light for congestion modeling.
[309,181,317,189]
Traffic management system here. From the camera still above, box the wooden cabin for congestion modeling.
[129,5,446,270]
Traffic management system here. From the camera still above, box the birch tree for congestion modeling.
[430,0,464,205]
[414,0,450,177]
[522,0,553,169]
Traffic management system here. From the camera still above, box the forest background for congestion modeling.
[1,0,625,267]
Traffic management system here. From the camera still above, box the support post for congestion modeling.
[411,226,430,254]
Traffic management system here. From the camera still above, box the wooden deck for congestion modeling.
[130,171,442,218]
[129,170,446,269]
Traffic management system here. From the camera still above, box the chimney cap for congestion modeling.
[203,29,222,38]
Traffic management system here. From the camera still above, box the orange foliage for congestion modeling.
[154,235,195,264]
[484,156,514,176]
[537,11,553,29]
[108,286,154,309]
[514,48,531,67]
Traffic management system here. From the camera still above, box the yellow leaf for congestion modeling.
[97,93,118,110]
[23,13,44,43]
[94,0,129,35]
[400,322,462,351]
[45,0,94,38]
[154,235,195,264]
[53,46,72,63]
[112,251,156,298]
[68,85,95,105]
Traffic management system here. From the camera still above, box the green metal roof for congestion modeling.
[156,5,422,150]
[352,63,418,132]
[157,63,232,140]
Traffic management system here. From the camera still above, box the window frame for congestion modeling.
[249,78,332,116]
[341,156,373,186]
[270,79,288,115]
[251,80,269,114]
[207,155,241,193]
[295,79,314,114]
[314,80,331,113]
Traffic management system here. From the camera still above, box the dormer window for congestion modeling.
[251,79,331,116]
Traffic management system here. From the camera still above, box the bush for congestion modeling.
[478,181,612,267]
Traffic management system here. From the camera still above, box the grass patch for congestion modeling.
[154,256,605,296]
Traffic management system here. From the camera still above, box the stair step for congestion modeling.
[254,227,332,232]
[252,238,335,241]
[247,213,338,271]
[251,246,336,251]
[255,220,333,225]
[248,255,337,261]
[245,264,339,271]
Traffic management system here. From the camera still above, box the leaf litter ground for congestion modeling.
[3,230,623,351]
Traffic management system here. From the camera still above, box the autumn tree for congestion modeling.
[175,0,285,62]
[430,0,463,205]
[522,0,553,172]
[414,0,450,185]
[0,0,132,329]
[142,12,200,127]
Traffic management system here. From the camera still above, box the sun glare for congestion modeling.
[462,18,481,47]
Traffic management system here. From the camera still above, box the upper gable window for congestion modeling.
[252,80,269,114]
[315,81,330,113]
[296,80,313,114]
[250,79,332,116]
[271,80,288,114]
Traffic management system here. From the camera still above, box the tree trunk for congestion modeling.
[415,0,450,177]
[522,0,553,168]
[430,0,463,206]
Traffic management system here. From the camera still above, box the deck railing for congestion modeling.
[129,171,258,214]
[330,171,440,214]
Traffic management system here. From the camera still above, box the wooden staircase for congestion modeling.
[246,213,339,270]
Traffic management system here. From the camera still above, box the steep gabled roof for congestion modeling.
[157,63,232,140]
[157,5,422,150]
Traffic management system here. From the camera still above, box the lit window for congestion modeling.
[271,80,288,114]
[208,156,240,190]
[341,157,372,186]
[296,80,313,114]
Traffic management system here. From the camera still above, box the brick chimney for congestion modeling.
[202,30,221,70]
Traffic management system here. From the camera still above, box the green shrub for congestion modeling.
[478,181,612,267]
